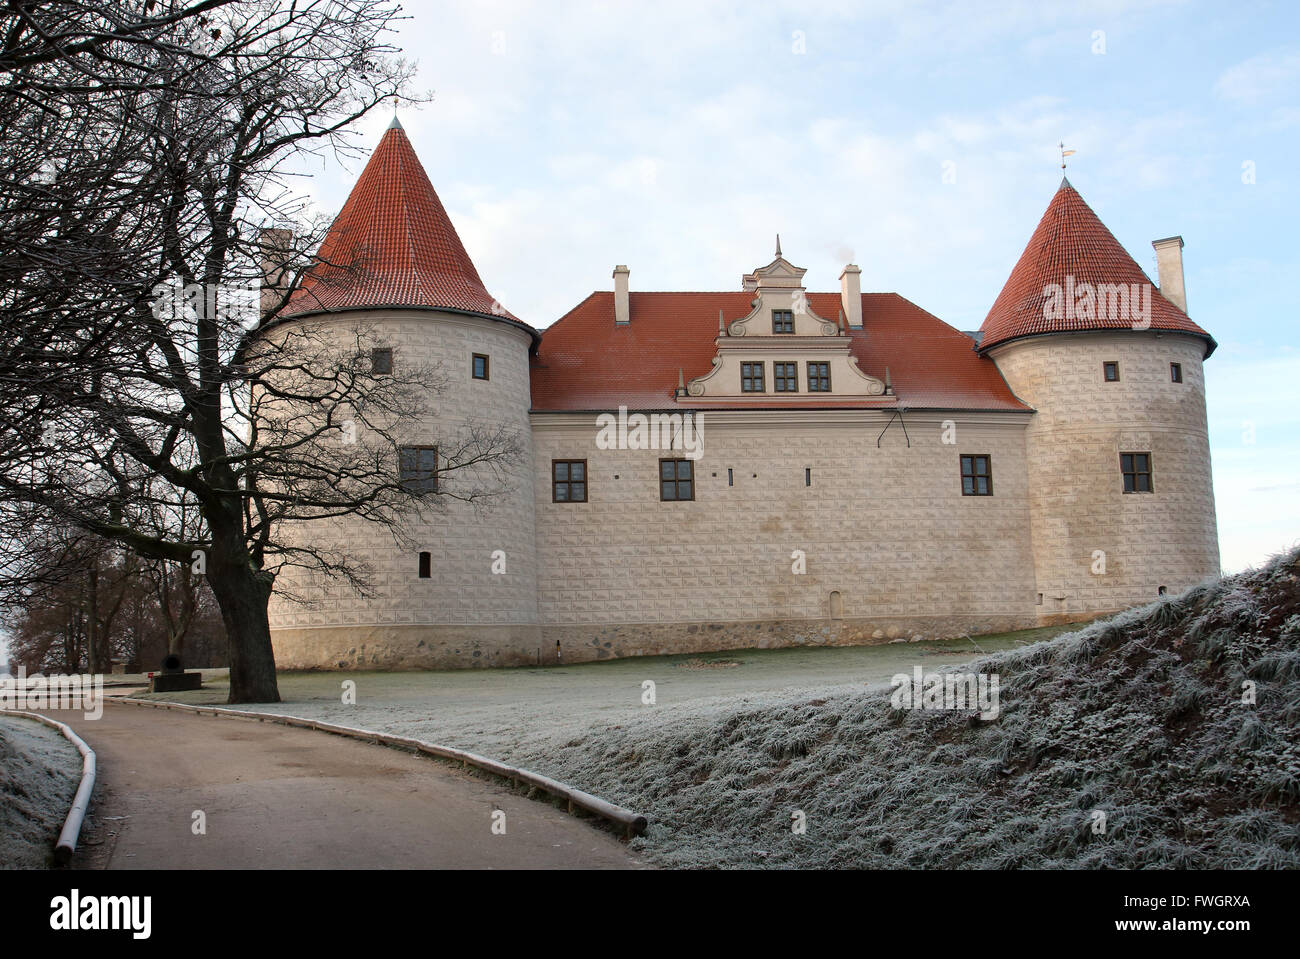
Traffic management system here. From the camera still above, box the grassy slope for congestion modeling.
[503,549,1300,868]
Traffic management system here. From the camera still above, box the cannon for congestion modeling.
[149,654,203,693]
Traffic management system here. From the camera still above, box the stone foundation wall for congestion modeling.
[271,610,1039,671]
[541,612,1039,665]
[272,624,543,670]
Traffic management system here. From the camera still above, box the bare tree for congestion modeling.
[0,1,523,702]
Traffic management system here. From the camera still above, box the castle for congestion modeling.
[266,118,1220,670]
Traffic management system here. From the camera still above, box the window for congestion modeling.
[1170,362,1183,383]
[552,459,587,502]
[1103,361,1120,382]
[774,362,798,392]
[807,361,831,392]
[772,310,794,334]
[960,454,992,496]
[398,445,438,494]
[371,347,393,375]
[741,362,765,393]
[472,353,490,380]
[805,467,812,487]
[418,552,431,579]
[1120,452,1152,493]
[660,459,694,501]
[727,468,733,487]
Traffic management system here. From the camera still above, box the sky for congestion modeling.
[5,0,1297,668]
[292,0,1294,576]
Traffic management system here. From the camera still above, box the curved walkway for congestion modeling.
[49,706,641,869]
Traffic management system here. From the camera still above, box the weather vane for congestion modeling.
[1059,141,1076,170]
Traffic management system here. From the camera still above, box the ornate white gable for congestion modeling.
[683,244,886,401]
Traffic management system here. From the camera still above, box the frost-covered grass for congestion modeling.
[0,717,81,869]
[489,549,1300,868]
[132,625,1072,756]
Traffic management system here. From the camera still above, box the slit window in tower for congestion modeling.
[1121,452,1152,493]
[960,454,992,496]
[1170,362,1183,383]
[1103,361,1120,382]
[472,353,490,380]
[418,552,431,579]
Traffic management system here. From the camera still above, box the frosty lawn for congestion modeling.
[132,625,1072,756]
[0,716,82,869]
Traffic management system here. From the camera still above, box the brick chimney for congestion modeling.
[840,264,863,328]
[613,264,630,325]
[1152,236,1187,314]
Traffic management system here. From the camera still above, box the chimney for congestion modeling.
[258,226,294,317]
[840,264,863,328]
[1152,236,1187,314]
[613,265,630,325]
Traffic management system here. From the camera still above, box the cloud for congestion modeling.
[1213,49,1300,103]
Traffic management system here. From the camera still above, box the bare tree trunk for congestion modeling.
[85,565,99,675]
[206,522,279,703]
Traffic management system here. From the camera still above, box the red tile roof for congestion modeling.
[530,292,1029,412]
[284,120,529,329]
[979,178,1215,355]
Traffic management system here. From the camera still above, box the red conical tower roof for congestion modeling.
[979,178,1214,355]
[284,119,524,324]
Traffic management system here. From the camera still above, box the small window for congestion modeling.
[774,362,798,392]
[371,347,393,375]
[807,362,831,392]
[1170,362,1182,383]
[772,310,794,334]
[418,552,431,579]
[727,468,734,487]
[960,454,992,496]
[398,445,438,494]
[552,459,587,503]
[660,459,694,501]
[1036,593,1043,606]
[741,362,765,393]
[1158,585,1168,596]
[1103,361,1119,382]
[1120,452,1152,493]
[472,353,490,380]
[805,468,812,487]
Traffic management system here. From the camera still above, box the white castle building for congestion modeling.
[266,119,1220,670]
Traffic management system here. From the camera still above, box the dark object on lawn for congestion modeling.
[150,655,202,693]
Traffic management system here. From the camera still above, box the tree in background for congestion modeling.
[0,2,519,702]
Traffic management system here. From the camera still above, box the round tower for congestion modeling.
[266,117,541,668]
[980,178,1220,624]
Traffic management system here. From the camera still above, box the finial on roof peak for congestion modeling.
[1059,141,1076,171]
[775,233,782,258]
[388,113,403,130]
